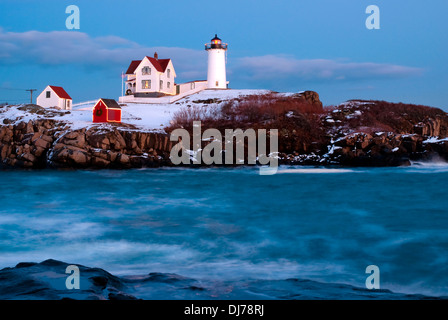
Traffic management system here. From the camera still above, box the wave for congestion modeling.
[276,167,358,174]
[408,160,448,173]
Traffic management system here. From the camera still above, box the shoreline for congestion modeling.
[0,117,446,170]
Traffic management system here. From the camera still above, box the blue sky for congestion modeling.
[0,0,447,109]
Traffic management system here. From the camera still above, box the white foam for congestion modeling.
[408,160,448,173]
[277,168,357,174]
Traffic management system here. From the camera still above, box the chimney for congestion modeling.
[154,52,158,60]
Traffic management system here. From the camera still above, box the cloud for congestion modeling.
[0,29,423,85]
[0,29,207,80]
[234,55,424,82]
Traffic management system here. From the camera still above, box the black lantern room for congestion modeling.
[205,34,228,50]
[211,34,222,48]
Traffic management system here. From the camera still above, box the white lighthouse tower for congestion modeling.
[205,34,228,89]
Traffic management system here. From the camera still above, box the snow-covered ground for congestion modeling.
[118,89,271,130]
[0,89,272,132]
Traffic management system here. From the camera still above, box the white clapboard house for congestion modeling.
[125,52,177,97]
[36,85,72,110]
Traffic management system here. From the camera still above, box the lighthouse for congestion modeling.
[205,34,228,89]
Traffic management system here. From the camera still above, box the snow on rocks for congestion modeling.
[423,137,448,144]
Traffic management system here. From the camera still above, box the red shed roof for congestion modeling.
[48,86,71,99]
[98,98,121,109]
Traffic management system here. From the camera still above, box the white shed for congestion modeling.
[36,85,72,110]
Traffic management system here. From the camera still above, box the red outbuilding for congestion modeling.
[92,99,122,123]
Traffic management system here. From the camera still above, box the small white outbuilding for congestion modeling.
[36,85,72,110]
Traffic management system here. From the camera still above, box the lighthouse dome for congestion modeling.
[211,34,221,42]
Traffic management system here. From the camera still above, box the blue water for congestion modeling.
[0,163,447,297]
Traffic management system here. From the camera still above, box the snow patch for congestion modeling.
[423,137,448,144]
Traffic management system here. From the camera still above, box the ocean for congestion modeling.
[0,163,447,298]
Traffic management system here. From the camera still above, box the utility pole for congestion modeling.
[25,89,37,104]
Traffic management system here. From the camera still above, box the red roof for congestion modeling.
[99,98,121,109]
[145,56,171,73]
[126,57,171,75]
[125,60,141,75]
[49,86,71,99]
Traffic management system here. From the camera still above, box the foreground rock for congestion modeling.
[0,259,443,300]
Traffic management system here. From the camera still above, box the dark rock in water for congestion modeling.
[0,260,130,300]
[40,259,66,267]
[0,259,445,300]
[146,272,188,283]
[89,276,109,289]
[15,262,37,268]
[108,292,139,300]
[185,285,206,292]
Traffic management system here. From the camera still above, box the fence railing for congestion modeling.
[205,43,228,50]
[72,100,97,107]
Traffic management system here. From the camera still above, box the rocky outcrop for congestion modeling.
[330,132,414,166]
[280,132,448,166]
[0,119,60,168]
[0,119,174,169]
[50,128,173,169]
[293,91,323,110]
[412,117,443,137]
[2,118,448,169]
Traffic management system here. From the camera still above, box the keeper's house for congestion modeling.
[92,99,122,123]
[36,85,72,110]
[125,52,176,97]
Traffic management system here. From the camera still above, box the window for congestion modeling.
[46,91,51,98]
[167,69,170,78]
[142,80,151,89]
[142,66,151,75]
[167,82,170,89]
[160,80,163,89]
[216,81,219,87]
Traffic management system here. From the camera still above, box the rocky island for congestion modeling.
[0,90,447,169]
